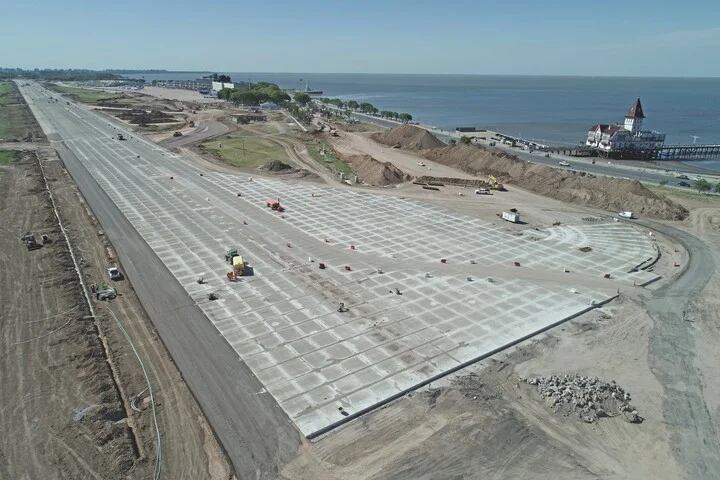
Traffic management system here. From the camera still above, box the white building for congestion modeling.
[211,81,234,92]
[586,98,665,158]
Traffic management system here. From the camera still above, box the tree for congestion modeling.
[398,113,412,123]
[460,135,472,144]
[359,102,376,114]
[347,100,359,110]
[230,91,263,106]
[293,92,311,105]
[695,178,711,193]
[715,182,720,193]
[659,179,668,186]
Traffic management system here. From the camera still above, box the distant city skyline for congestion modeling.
[2,0,719,77]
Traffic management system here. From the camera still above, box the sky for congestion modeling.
[2,0,720,77]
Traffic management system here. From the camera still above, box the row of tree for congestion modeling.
[316,97,413,123]
[693,178,720,194]
[0,68,120,81]
[218,82,291,106]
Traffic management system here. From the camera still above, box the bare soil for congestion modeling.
[0,151,139,478]
[372,124,445,150]
[373,125,688,220]
[38,147,233,479]
[342,153,409,186]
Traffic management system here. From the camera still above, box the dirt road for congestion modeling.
[38,147,233,479]
[0,151,139,478]
[637,218,720,477]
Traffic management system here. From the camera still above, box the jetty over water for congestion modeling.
[657,144,720,160]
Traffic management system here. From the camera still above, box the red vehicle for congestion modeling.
[266,198,285,212]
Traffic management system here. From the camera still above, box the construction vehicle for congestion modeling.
[232,255,245,275]
[488,175,505,191]
[227,255,245,281]
[91,283,117,301]
[266,198,285,212]
[107,265,123,280]
[225,248,239,262]
[21,232,41,251]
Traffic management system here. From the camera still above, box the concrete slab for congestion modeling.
[24,85,660,437]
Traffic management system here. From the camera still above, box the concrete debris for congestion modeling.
[525,374,643,424]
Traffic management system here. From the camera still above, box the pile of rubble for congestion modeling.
[525,374,642,424]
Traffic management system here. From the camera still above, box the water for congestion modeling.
[125,72,720,165]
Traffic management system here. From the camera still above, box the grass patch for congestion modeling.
[307,142,353,175]
[200,135,290,168]
[0,81,41,141]
[0,150,18,164]
[46,84,125,104]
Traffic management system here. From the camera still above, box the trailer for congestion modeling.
[502,211,520,223]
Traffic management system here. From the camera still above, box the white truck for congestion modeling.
[107,265,123,280]
[618,211,635,219]
[502,211,520,223]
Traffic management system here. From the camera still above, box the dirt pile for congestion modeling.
[345,154,408,186]
[116,109,176,125]
[263,159,292,172]
[526,374,643,424]
[417,143,688,220]
[372,124,445,150]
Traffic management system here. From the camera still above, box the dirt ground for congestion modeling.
[0,151,140,478]
[37,147,233,479]
[0,129,233,478]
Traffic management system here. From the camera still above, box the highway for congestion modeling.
[18,81,302,479]
[503,147,702,189]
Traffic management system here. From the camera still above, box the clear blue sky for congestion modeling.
[2,0,719,76]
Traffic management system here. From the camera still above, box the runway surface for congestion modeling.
[19,81,661,441]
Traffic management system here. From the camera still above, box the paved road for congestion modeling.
[19,81,301,479]
[506,148,701,189]
[160,119,230,148]
[633,218,720,478]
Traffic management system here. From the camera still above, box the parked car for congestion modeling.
[107,265,123,281]
[558,160,570,167]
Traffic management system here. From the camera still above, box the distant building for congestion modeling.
[586,98,665,158]
[211,81,234,92]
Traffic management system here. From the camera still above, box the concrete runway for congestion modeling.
[18,80,668,455]
[19,82,302,479]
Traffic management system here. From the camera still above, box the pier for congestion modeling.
[657,144,720,160]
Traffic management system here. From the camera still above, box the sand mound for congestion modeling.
[346,154,407,186]
[420,143,688,220]
[373,124,445,150]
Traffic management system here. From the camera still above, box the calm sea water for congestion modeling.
[127,72,720,167]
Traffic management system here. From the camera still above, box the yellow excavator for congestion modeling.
[488,175,505,191]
